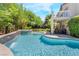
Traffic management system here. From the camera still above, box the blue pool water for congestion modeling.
[5,32,79,56]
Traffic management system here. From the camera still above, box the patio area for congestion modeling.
[0,43,13,56]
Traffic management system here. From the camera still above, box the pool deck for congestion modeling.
[0,43,13,56]
[45,34,75,39]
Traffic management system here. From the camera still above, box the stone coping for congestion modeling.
[0,30,32,38]
[0,30,21,44]
[45,34,78,39]
[45,35,61,38]
[0,43,13,56]
[0,30,21,38]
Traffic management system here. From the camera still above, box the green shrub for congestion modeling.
[68,16,79,37]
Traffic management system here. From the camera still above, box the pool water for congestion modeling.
[5,32,79,56]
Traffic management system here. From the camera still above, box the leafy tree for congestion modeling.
[43,14,52,28]
[0,3,43,34]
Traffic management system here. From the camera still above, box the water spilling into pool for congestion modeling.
[5,32,79,56]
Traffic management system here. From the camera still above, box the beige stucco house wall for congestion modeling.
[51,3,79,34]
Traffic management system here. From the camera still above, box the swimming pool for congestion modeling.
[5,31,79,56]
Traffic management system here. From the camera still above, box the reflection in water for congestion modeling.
[10,42,16,49]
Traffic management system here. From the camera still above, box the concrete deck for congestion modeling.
[0,43,13,56]
[45,34,73,39]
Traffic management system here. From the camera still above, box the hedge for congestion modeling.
[68,16,79,37]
